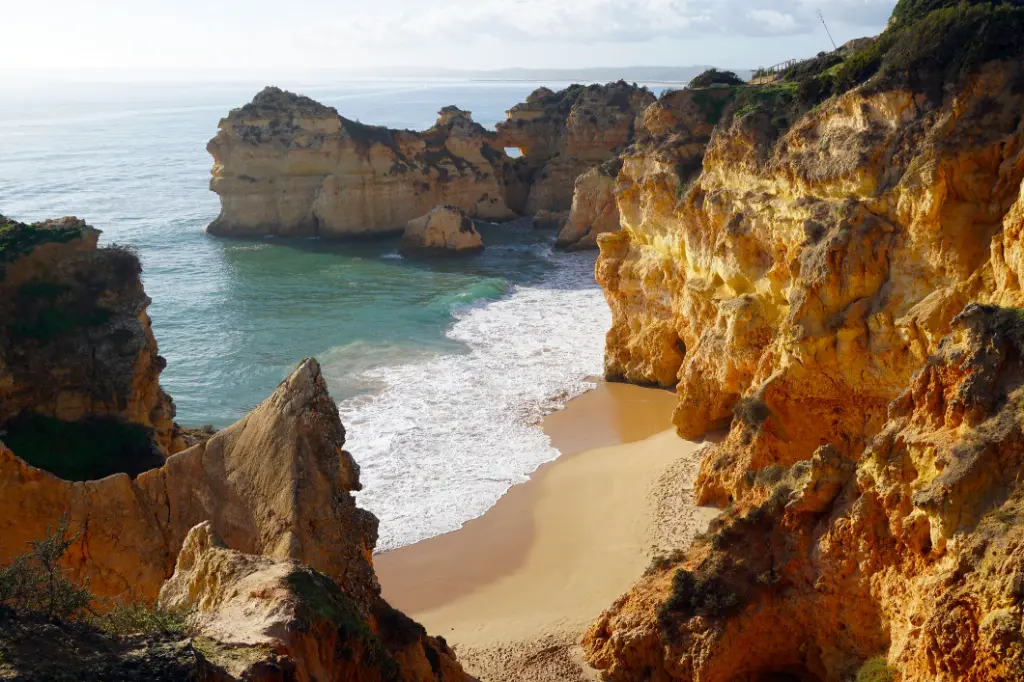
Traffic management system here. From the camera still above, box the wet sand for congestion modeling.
[374,381,718,681]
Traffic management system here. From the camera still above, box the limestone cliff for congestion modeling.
[559,87,724,250]
[585,304,1024,682]
[0,359,378,609]
[497,81,655,214]
[590,2,1024,679]
[207,87,515,237]
[0,215,182,455]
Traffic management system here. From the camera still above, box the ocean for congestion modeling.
[0,79,612,550]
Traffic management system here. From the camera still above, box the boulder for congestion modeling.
[400,205,483,256]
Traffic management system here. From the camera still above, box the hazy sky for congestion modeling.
[5,0,896,78]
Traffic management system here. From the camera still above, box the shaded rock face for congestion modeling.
[496,81,655,214]
[598,60,1024,505]
[584,305,1024,682]
[0,216,182,455]
[0,359,378,609]
[400,205,483,256]
[159,522,468,682]
[558,159,621,250]
[207,87,516,237]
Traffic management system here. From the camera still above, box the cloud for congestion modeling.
[326,0,895,46]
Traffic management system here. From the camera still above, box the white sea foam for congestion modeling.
[336,251,610,550]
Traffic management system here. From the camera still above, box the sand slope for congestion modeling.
[376,384,718,681]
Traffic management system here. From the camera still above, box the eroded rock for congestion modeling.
[400,205,483,256]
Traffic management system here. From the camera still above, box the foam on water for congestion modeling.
[336,250,610,550]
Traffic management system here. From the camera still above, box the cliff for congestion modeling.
[497,81,655,215]
[0,216,182,456]
[207,87,515,237]
[585,304,1024,682]
[588,0,1024,679]
[559,87,724,250]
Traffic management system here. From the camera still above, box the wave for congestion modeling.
[336,251,609,550]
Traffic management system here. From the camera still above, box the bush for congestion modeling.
[856,655,896,682]
[0,516,92,621]
[95,600,194,637]
[689,69,745,89]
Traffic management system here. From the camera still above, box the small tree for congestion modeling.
[0,515,93,620]
[689,69,745,88]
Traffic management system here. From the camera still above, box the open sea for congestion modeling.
[0,79,614,550]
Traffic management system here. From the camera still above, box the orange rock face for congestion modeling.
[0,359,378,608]
[207,88,516,237]
[0,216,182,454]
[598,62,1024,506]
[584,304,1024,682]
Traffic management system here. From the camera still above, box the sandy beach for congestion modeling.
[375,382,719,681]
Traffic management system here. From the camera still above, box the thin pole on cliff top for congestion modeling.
[817,8,838,50]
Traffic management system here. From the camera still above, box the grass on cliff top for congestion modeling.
[286,569,401,679]
[0,217,81,265]
[2,414,164,481]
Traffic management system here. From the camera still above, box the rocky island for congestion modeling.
[206,81,654,245]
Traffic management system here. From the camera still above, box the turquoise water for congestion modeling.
[0,80,611,548]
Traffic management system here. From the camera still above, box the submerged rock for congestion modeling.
[400,205,483,256]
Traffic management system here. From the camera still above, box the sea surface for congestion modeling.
[0,79,613,549]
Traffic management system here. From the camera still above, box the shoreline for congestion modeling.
[374,381,719,681]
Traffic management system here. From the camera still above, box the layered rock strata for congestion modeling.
[497,81,655,214]
[0,216,182,454]
[584,304,1024,682]
[207,87,516,237]
[401,205,483,256]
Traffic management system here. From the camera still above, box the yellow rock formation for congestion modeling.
[584,304,1024,682]
[207,88,516,237]
[497,82,655,214]
[401,205,483,256]
[161,522,469,682]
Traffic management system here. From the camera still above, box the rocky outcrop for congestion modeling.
[0,216,182,455]
[0,359,378,608]
[587,2,1024,680]
[557,159,621,250]
[400,205,483,256]
[599,59,1024,505]
[497,81,655,215]
[207,87,516,237]
[159,522,468,682]
[584,304,1024,682]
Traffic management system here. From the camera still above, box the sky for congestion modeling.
[3,0,897,80]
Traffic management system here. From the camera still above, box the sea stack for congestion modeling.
[206,87,516,238]
[400,204,483,256]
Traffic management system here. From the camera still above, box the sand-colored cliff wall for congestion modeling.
[207,89,515,237]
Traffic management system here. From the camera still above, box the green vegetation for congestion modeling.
[660,564,741,619]
[855,655,896,682]
[95,600,193,637]
[1,415,163,481]
[286,569,400,680]
[689,69,745,88]
[690,88,736,125]
[0,516,92,621]
[0,216,81,264]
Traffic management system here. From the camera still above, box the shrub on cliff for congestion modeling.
[688,69,745,89]
[0,516,92,621]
